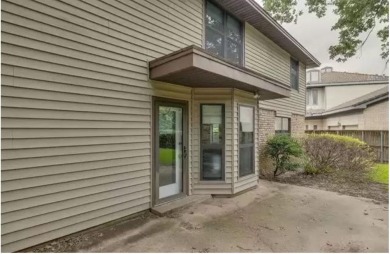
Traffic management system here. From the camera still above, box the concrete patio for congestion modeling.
[33,180,389,253]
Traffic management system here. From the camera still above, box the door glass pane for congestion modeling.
[206,1,223,32]
[205,28,224,57]
[158,106,183,189]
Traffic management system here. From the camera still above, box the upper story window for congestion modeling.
[205,1,243,65]
[290,58,299,90]
[307,70,320,83]
[307,88,319,106]
[312,89,318,105]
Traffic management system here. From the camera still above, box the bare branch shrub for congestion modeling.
[304,134,375,173]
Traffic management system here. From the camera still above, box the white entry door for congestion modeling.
[156,102,185,200]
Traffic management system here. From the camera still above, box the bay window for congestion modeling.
[239,105,255,177]
[201,104,225,180]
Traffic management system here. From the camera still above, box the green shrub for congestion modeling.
[304,162,319,174]
[264,134,303,177]
[304,133,375,173]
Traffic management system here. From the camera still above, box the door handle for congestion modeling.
[183,146,187,159]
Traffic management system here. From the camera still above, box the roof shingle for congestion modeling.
[320,71,389,84]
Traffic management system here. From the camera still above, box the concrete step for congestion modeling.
[151,195,211,216]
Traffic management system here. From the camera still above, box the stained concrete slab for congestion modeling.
[38,180,388,253]
[151,195,211,216]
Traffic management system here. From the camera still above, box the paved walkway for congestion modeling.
[36,180,389,252]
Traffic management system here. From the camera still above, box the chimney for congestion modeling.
[321,66,333,73]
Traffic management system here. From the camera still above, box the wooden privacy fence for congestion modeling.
[305,130,389,163]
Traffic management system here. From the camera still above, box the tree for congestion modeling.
[262,0,389,63]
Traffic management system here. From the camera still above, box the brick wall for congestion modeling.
[291,114,305,137]
[258,111,306,177]
[258,108,275,177]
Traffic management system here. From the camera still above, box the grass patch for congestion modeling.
[159,148,175,165]
[369,163,389,184]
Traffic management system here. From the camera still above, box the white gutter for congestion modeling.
[307,80,388,88]
[306,94,388,118]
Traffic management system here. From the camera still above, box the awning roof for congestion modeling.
[149,46,290,100]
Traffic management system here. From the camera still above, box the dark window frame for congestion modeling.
[290,58,299,91]
[204,0,244,65]
[275,116,291,134]
[200,103,225,181]
[238,104,255,178]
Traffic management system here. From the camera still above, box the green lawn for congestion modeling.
[369,163,389,184]
[159,148,175,165]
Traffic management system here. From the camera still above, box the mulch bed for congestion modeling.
[262,170,388,204]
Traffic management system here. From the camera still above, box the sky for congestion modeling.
[257,0,389,76]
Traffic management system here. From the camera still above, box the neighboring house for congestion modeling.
[1,0,319,252]
[306,67,389,130]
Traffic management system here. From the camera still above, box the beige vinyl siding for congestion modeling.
[245,23,306,117]
[191,88,234,195]
[152,81,192,101]
[1,0,203,252]
[232,90,259,193]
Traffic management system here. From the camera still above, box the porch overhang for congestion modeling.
[149,46,290,100]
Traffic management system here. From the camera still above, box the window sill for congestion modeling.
[291,89,299,94]
[238,173,256,181]
[198,180,228,184]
